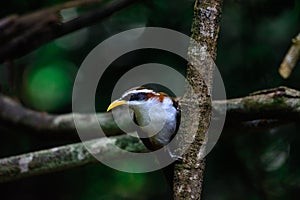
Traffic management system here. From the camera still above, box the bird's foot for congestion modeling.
[168,152,183,163]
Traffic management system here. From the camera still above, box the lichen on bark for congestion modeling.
[173,0,223,199]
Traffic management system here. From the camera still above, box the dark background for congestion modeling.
[0,0,300,199]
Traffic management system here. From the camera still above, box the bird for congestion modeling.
[106,86,181,159]
[107,86,181,187]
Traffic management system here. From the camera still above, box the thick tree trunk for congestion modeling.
[173,0,223,199]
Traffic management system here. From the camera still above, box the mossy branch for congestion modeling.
[0,86,300,183]
[0,135,146,183]
[1,86,300,136]
[214,86,300,124]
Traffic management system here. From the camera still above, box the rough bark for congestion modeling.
[173,0,223,199]
[214,86,300,124]
[0,135,146,183]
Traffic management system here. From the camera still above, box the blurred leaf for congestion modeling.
[23,60,76,112]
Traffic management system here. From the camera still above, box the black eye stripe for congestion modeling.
[130,92,147,101]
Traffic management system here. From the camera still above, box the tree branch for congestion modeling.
[0,93,122,135]
[214,86,300,123]
[1,86,300,135]
[0,135,146,183]
[0,0,141,63]
[1,86,300,183]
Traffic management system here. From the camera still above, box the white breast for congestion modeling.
[130,97,178,146]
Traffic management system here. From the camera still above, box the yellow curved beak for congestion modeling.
[106,100,127,112]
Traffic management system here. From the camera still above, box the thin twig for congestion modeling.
[279,32,300,79]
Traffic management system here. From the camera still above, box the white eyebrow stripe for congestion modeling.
[121,89,158,98]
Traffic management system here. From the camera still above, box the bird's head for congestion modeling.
[107,87,179,126]
[107,87,173,111]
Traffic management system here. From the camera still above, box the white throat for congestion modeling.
[129,97,177,140]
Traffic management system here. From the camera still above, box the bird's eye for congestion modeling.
[130,93,147,101]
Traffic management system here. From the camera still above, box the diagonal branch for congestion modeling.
[278,32,300,79]
[0,0,141,63]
